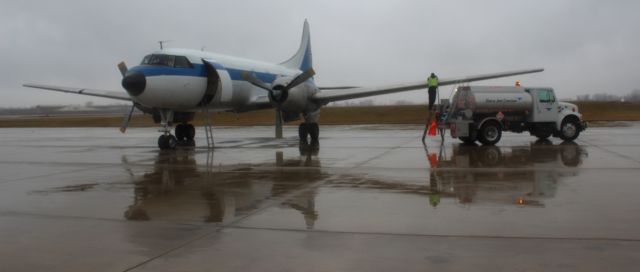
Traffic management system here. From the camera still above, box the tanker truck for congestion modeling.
[440,86,587,145]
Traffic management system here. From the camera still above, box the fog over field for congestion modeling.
[1,0,639,107]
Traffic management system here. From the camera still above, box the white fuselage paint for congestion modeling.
[136,76,207,109]
[131,48,304,112]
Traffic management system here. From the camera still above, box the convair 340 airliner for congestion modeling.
[24,20,543,150]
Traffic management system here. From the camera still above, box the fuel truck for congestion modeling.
[439,86,587,145]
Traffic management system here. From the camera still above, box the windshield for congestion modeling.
[141,54,192,68]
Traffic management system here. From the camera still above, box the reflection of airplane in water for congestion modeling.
[427,141,588,207]
[123,148,321,229]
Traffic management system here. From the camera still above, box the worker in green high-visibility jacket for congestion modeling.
[427,73,439,110]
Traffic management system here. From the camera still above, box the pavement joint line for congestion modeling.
[580,139,640,165]
[0,157,152,185]
[226,225,640,243]
[0,210,207,227]
[123,137,416,272]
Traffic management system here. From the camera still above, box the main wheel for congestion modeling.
[478,121,502,145]
[308,123,319,147]
[175,124,186,141]
[298,123,309,145]
[185,124,196,141]
[158,134,177,150]
[559,118,580,141]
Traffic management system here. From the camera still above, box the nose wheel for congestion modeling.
[158,134,177,150]
[157,109,178,150]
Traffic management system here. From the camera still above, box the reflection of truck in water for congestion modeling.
[440,86,588,145]
[430,142,587,207]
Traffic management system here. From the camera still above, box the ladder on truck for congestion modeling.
[422,85,454,146]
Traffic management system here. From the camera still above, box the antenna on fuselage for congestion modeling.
[158,40,171,50]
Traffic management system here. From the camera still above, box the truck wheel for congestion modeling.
[559,118,580,141]
[478,121,502,145]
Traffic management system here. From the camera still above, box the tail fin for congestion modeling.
[280,20,313,71]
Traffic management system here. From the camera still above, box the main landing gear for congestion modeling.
[175,124,196,146]
[299,122,319,149]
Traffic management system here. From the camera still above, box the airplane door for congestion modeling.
[198,61,219,106]
[529,88,558,123]
[201,60,234,105]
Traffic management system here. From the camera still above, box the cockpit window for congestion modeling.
[174,56,192,68]
[141,54,192,68]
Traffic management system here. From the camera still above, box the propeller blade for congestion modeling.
[119,104,135,133]
[117,61,128,77]
[241,71,271,91]
[285,68,315,90]
[275,110,283,139]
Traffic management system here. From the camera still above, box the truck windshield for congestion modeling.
[537,89,555,103]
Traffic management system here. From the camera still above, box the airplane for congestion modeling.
[23,20,543,150]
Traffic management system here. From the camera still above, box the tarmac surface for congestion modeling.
[1,124,640,272]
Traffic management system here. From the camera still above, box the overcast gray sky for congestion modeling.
[1,0,639,107]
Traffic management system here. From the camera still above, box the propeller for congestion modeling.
[118,61,128,77]
[120,104,135,133]
[241,68,315,102]
[285,68,315,90]
[241,68,315,139]
[117,61,137,133]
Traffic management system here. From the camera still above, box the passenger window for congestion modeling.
[174,56,193,68]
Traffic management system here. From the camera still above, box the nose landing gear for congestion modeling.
[158,134,177,150]
[157,109,177,150]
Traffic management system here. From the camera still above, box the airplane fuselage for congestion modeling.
[123,48,317,113]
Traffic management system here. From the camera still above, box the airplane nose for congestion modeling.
[122,72,146,96]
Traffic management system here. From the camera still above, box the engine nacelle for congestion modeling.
[270,76,316,113]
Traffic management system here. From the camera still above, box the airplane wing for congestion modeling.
[311,68,544,104]
[23,84,132,101]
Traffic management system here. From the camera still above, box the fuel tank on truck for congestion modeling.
[451,86,533,113]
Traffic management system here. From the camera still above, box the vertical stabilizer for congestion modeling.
[280,20,313,71]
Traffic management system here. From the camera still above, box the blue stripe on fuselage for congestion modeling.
[129,64,279,83]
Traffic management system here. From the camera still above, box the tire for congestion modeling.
[308,123,320,147]
[158,135,177,150]
[186,124,196,141]
[478,121,502,145]
[175,124,186,141]
[298,123,309,145]
[559,118,580,141]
